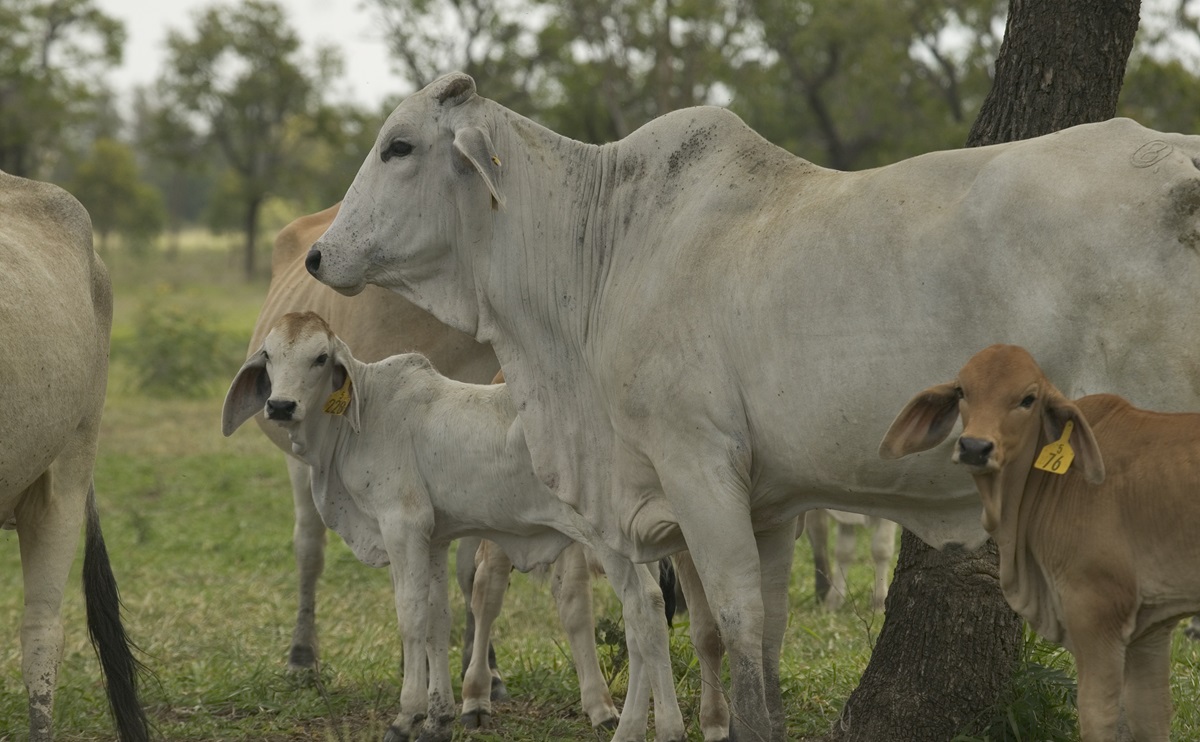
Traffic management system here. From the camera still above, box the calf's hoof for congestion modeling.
[460,709,492,729]
[593,715,619,731]
[287,644,317,671]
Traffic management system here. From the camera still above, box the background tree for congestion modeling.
[67,137,166,252]
[0,0,124,178]
[153,0,341,279]
[832,2,1142,739]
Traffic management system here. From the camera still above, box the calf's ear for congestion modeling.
[879,382,961,459]
[453,126,504,209]
[1042,391,1105,485]
[222,349,270,437]
[331,336,363,433]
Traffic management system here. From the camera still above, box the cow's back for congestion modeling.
[250,204,499,453]
[0,170,111,502]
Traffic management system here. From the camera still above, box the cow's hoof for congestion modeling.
[490,675,511,702]
[383,725,408,742]
[460,710,492,729]
[286,644,317,671]
[593,715,619,731]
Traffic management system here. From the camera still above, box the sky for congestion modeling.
[93,0,404,109]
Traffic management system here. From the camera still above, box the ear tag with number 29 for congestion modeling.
[324,377,351,415]
[1033,420,1074,475]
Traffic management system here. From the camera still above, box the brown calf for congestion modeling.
[880,343,1200,742]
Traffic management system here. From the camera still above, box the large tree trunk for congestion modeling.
[829,2,1140,740]
[243,193,261,280]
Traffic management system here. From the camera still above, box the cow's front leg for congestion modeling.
[757,520,797,741]
[1122,623,1173,742]
[382,522,441,742]
[461,539,511,728]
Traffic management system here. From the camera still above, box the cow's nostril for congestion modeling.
[305,248,322,275]
[957,437,994,466]
[266,399,298,419]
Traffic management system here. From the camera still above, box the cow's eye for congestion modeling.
[382,138,414,162]
[315,353,328,367]
[1019,394,1036,409]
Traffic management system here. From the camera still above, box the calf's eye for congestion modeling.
[315,353,328,367]
[1019,394,1036,409]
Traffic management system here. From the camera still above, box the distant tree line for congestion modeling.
[2,0,1199,278]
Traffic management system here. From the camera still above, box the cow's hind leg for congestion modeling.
[1122,623,1173,742]
[673,550,730,742]
[552,542,620,729]
[285,454,325,671]
[17,473,75,742]
[804,510,832,606]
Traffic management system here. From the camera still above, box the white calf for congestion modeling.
[222,311,683,742]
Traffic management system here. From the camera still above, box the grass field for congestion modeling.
[2,239,1200,741]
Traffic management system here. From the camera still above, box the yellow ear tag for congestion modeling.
[491,154,501,166]
[1033,420,1075,475]
[323,377,352,415]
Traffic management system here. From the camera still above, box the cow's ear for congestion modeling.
[434,73,476,108]
[879,382,961,459]
[1042,389,1105,485]
[331,336,363,433]
[222,349,270,436]
[454,126,504,210]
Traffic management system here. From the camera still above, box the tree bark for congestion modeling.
[830,2,1140,740]
[243,194,261,280]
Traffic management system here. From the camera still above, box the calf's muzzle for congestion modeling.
[956,437,994,467]
[266,398,298,421]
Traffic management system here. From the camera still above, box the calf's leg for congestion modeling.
[285,454,325,671]
[460,539,512,728]
[1122,623,1173,742]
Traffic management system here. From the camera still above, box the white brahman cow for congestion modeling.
[304,72,1200,740]
[804,510,896,612]
[0,170,148,741]
[222,312,683,742]
[881,344,1200,742]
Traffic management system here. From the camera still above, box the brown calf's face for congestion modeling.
[880,344,1104,485]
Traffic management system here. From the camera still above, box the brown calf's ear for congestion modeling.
[1042,391,1105,485]
[453,126,504,210]
[879,382,961,459]
[222,349,270,437]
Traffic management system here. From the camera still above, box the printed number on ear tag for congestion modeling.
[323,378,351,415]
[1033,420,1075,475]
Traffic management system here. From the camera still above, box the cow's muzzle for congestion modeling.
[266,398,298,421]
[305,248,322,276]
[955,437,995,468]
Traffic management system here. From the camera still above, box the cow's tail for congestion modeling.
[658,557,677,627]
[83,484,151,742]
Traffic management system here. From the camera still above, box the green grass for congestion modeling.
[2,241,1200,740]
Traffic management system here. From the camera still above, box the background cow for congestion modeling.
[881,344,1200,742]
[305,73,1200,740]
[0,170,148,742]
[805,510,896,612]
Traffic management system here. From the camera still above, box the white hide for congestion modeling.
[308,72,1200,740]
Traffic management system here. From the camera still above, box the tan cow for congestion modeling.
[881,344,1200,742]
[0,170,147,741]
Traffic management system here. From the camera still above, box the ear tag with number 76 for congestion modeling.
[1033,420,1074,475]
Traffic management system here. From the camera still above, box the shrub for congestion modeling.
[122,286,239,398]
